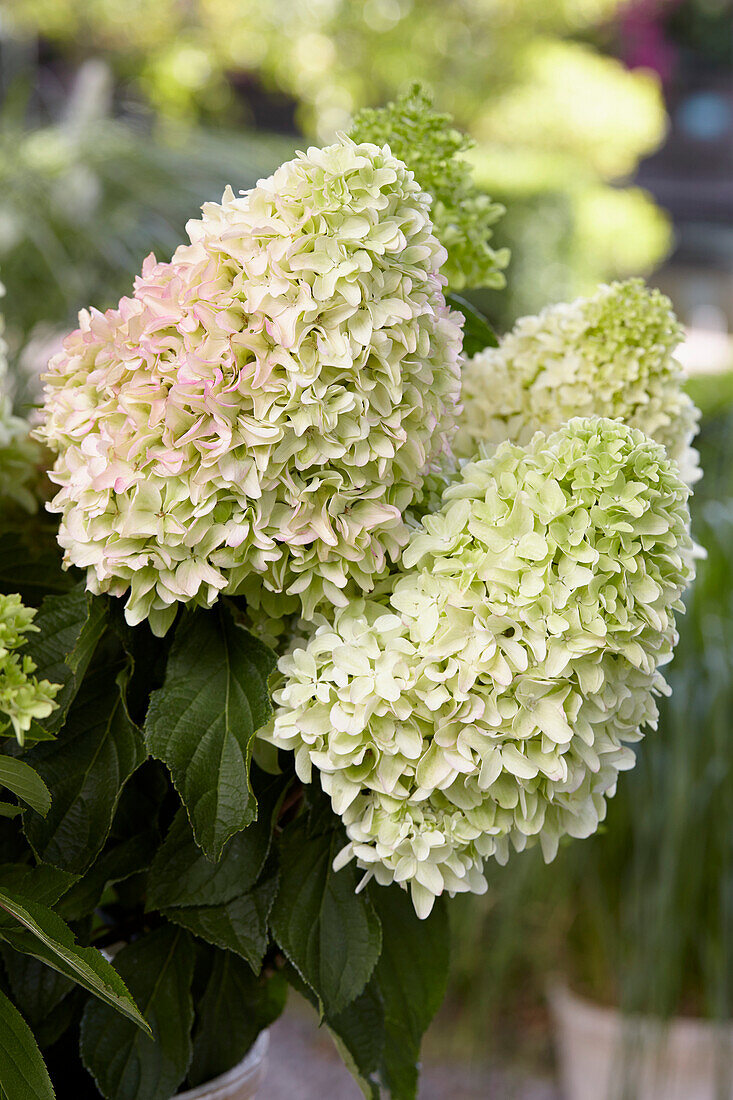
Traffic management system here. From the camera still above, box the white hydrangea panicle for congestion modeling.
[37,138,463,635]
[455,279,701,487]
[263,417,694,917]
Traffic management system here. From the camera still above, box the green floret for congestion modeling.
[0,594,60,744]
[456,278,701,487]
[350,85,509,292]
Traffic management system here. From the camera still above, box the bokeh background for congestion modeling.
[0,2,732,1096]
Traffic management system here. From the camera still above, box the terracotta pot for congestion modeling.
[550,984,733,1100]
[176,1032,269,1100]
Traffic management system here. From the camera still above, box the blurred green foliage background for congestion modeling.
[0,0,670,364]
[1,0,732,1087]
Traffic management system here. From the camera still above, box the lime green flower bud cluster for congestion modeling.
[455,279,701,486]
[0,594,59,744]
[264,418,694,917]
[350,86,509,292]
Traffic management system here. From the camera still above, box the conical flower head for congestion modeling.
[38,138,463,635]
[350,86,509,292]
[455,279,700,486]
[264,417,694,917]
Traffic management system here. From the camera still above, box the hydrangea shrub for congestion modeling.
[0,93,700,1100]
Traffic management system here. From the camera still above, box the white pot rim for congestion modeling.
[176,1031,270,1099]
[549,980,733,1041]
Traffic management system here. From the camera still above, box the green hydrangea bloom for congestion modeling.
[455,279,701,486]
[0,594,60,744]
[263,417,694,917]
[350,86,509,292]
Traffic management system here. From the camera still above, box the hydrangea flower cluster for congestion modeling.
[264,418,694,917]
[454,279,701,486]
[0,291,38,515]
[37,139,463,635]
[350,86,509,292]
[0,594,59,744]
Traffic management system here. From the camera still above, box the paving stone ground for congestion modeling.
[264,1004,560,1099]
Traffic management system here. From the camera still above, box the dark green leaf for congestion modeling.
[304,783,339,839]
[7,727,56,747]
[24,668,146,873]
[147,808,266,910]
[188,947,286,1088]
[283,962,383,1100]
[145,603,276,860]
[58,832,159,922]
[0,863,77,907]
[0,758,50,817]
[163,857,279,972]
[147,769,287,911]
[446,292,499,356]
[80,926,194,1100]
[371,885,449,1100]
[110,760,169,841]
[0,890,149,1034]
[23,585,108,737]
[1,949,73,1026]
[0,987,55,1099]
[287,881,449,1099]
[326,983,384,1100]
[0,820,29,865]
[34,986,85,1051]
[0,528,72,605]
[107,606,172,729]
[270,814,382,1017]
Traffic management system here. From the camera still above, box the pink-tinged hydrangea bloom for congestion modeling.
[455,279,701,487]
[263,418,694,917]
[37,139,463,634]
